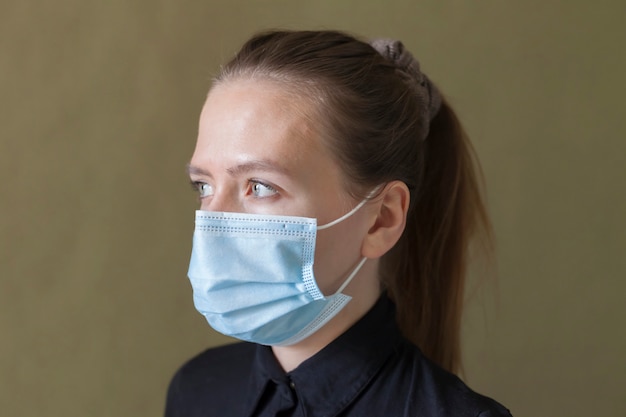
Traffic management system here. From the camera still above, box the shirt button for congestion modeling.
[289,381,296,390]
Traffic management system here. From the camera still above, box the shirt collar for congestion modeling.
[243,294,403,417]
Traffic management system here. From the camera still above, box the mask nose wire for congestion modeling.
[316,186,382,231]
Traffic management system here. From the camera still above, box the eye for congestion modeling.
[191,181,214,198]
[250,180,277,198]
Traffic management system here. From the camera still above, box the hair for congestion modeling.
[214,30,493,374]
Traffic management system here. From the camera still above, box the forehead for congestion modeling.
[199,79,312,150]
[194,79,342,184]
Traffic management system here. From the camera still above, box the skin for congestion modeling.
[188,78,409,371]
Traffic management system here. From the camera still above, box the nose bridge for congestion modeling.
[201,185,241,213]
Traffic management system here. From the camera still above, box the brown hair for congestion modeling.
[215,30,492,374]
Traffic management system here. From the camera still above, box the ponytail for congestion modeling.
[381,98,493,374]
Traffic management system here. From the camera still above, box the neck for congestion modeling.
[271,262,381,372]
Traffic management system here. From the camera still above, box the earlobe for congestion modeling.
[361,181,410,259]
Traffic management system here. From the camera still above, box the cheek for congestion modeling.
[312,218,365,294]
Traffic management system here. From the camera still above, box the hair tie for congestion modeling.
[369,38,442,131]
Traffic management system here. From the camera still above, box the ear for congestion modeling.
[361,181,410,259]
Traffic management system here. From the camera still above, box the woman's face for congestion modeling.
[188,79,374,295]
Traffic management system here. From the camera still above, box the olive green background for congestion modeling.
[1,1,624,416]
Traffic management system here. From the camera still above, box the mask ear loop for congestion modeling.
[317,186,382,231]
[317,186,382,295]
[317,198,371,230]
[333,257,368,295]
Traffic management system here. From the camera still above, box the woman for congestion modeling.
[166,30,512,416]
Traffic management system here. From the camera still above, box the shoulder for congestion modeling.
[392,341,512,417]
[165,342,256,417]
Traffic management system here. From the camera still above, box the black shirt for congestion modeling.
[165,296,512,416]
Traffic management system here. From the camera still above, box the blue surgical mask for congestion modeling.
[187,197,371,346]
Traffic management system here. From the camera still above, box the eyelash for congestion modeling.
[248,179,278,198]
[190,180,212,198]
[188,180,278,198]
[190,180,201,191]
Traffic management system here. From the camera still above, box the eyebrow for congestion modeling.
[186,159,291,177]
